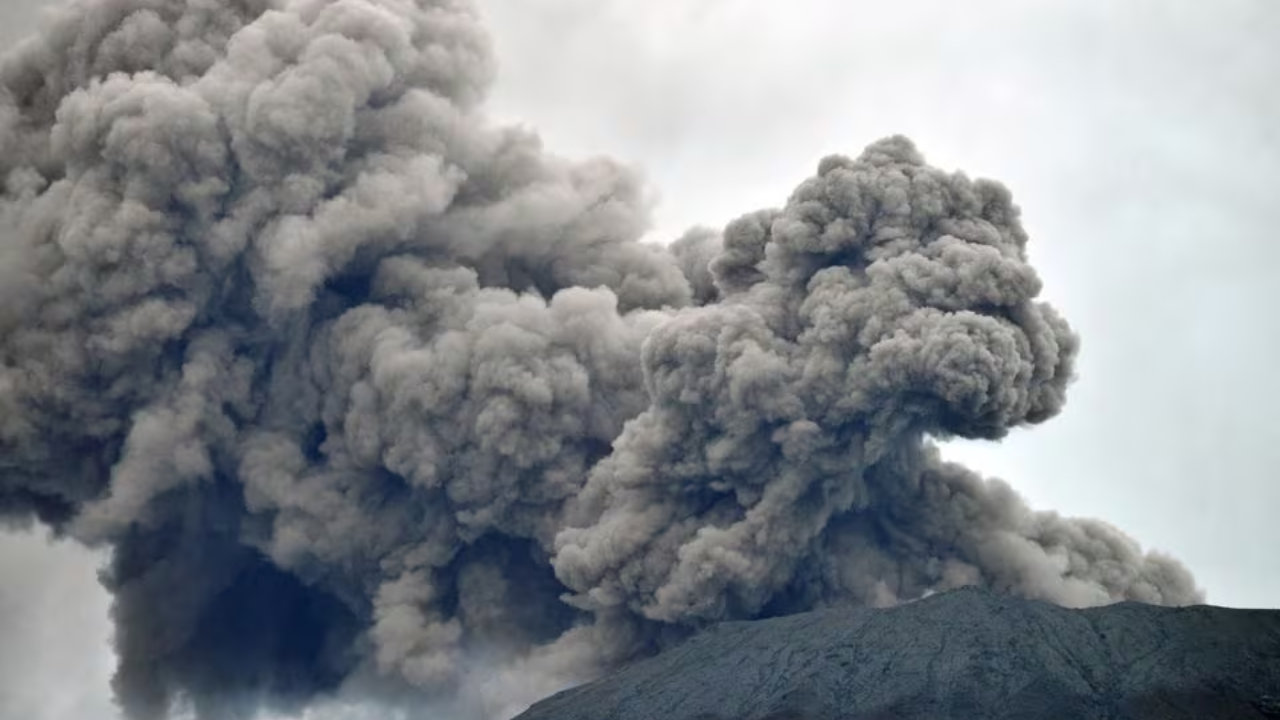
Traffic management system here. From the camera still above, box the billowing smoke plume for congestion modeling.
[0,0,1200,717]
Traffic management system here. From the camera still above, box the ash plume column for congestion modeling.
[552,139,1200,625]
[0,0,1200,718]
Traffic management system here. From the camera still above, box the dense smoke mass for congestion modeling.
[0,0,1201,718]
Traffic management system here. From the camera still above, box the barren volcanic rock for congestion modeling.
[516,587,1280,720]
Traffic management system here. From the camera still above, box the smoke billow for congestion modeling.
[0,0,1200,717]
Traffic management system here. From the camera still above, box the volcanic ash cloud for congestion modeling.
[0,0,1201,718]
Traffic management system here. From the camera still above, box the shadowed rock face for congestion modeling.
[515,586,1280,720]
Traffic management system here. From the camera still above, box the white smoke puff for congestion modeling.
[0,0,1200,718]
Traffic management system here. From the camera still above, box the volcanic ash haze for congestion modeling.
[0,0,1201,717]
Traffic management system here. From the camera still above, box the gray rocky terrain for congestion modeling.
[516,586,1280,720]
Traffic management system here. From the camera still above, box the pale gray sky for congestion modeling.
[1,1,1277,719]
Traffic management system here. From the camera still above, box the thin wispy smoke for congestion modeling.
[0,0,1200,718]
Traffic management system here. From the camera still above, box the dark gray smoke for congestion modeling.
[0,0,1201,718]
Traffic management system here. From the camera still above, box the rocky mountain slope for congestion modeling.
[515,587,1280,720]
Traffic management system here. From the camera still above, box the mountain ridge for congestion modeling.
[515,586,1280,720]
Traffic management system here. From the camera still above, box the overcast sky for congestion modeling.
[1,1,1277,719]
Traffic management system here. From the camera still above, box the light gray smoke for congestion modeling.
[0,0,1201,718]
